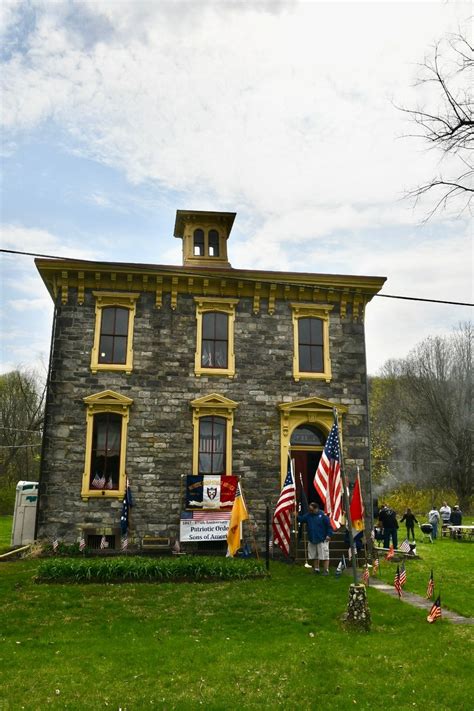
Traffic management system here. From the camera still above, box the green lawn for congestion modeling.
[373,530,474,617]
[1,548,473,710]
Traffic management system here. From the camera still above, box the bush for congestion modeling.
[0,482,16,515]
[383,485,469,516]
[36,555,268,583]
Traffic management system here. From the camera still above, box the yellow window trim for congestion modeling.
[291,302,333,382]
[91,291,139,374]
[194,297,238,378]
[191,393,238,475]
[81,390,133,499]
[278,397,348,486]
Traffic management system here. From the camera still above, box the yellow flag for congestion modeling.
[226,483,249,556]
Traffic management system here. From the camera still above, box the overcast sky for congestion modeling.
[1,0,472,377]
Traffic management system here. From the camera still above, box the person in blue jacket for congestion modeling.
[298,501,333,575]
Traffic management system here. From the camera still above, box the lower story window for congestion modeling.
[191,393,238,476]
[81,390,133,498]
[198,416,226,474]
[90,413,121,490]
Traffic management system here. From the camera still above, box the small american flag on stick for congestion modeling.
[121,535,128,551]
[362,566,370,586]
[372,557,379,576]
[426,570,434,599]
[399,539,411,553]
[399,562,407,587]
[427,596,442,623]
[385,544,394,561]
[100,535,108,549]
[394,565,403,598]
[79,536,86,552]
[52,539,59,553]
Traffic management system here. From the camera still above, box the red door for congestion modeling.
[292,451,324,509]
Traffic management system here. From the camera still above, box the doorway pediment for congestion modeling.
[278,396,348,416]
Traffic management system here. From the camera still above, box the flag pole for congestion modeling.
[334,408,358,585]
[358,465,370,570]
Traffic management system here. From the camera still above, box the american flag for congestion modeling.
[121,535,128,551]
[399,539,411,553]
[120,477,133,535]
[394,565,403,598]
[372,557,379,575]
[399,562,407,586]
[79,536,86,552]
[313,420,343,530]
[427,596,442,623]
[100,535,107,549]
[183,511,231,522]
[52,539,59,552]
[273,458,296,556]
[362,566,370,586]
[426,570,434,599]
[385,544,394,560]
[91,473,106,489]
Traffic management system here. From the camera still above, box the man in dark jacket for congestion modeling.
[298,502,333,575]
[378,504,399,549]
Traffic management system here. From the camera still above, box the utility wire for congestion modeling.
[1,247,473,307]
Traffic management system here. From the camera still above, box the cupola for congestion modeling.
[174,209,235,269]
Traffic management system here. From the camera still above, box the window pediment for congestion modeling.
[278,396,347,415]
[83,390,133,408]
[191,393,238,413]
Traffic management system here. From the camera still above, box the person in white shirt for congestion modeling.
[439,501,451,530]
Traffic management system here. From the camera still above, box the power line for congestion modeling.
[1,247,473,307]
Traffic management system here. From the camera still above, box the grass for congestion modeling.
[373,521,474,617]
[1,539,473,710]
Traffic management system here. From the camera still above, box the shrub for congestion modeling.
[0,482,16,515]
[36,555,267,583]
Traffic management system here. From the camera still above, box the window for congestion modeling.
[81,390,133,498]
[208,229,220,257]
[194,229,205,256]
[291,303,333,381]
[191,394,238,476]
[91,292,139,374]
[202,312,228,368]
[194,297,238,377]
[198,416,226,474]
[98,307,129,365]
[298,317,323,372]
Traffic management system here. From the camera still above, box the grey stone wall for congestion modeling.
[37,289,372,545]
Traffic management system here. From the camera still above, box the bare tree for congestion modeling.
[0,370,45,484]
[401,31,473,217]
[372,323,473,511]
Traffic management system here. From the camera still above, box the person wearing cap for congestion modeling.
[298,502,333,575]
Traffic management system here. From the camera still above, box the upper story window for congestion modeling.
[192,228,220,258]
[208,229,220,257]
[298,317,323,372]
[291,303,333,382]
[193,229,205,256]
[194,297,238,377]
[81,390,133,499]
[202,312,228,369]
[91,292,139,374]
[98,307,129,365]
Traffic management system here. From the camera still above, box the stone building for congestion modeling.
[35,209,386,550]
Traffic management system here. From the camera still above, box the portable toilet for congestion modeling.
[11,481,38,547]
